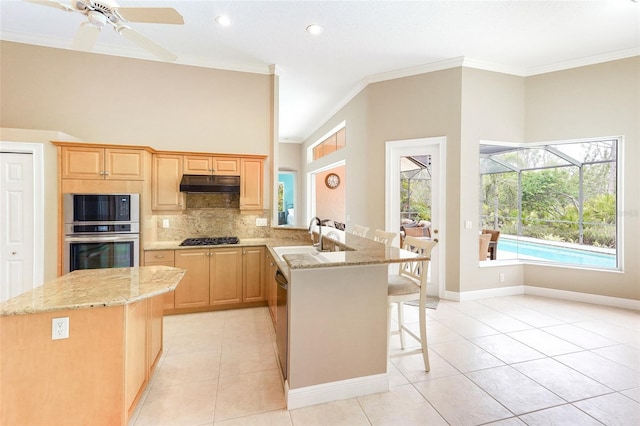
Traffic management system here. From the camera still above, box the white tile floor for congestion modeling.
[129,295,640,426]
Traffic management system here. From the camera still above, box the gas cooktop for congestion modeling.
[179,237,240,246]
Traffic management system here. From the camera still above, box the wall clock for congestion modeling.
[325,173,341,189]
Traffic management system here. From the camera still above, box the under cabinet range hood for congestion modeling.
[179,175,240,193]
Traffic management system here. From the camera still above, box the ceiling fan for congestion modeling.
[24,0,183,61]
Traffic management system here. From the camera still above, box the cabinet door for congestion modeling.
[265,251,277,325]
[243,246,265,302]
[183,155,213,175]
[105,148,144,180]
[61,146,104,179]
[147,295,164,371]
[212,157,240,175]
[143,250,176,310]
[174,249,209,308]
[240,158,263,211]
[125,300,148,412]
[209,247,242,305]
[152,154,184,211]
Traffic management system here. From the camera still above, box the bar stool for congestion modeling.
[388,236,438,371]
[373,229,397,247]
[352,225,369,237]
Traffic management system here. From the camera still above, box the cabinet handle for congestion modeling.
[103,171,110,176]
[155,255,165,258]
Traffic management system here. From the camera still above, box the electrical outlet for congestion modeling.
[52,317,69,340]
[256,218,268,227]
[499,273,505,283]
[465,220,473,230]
[162,219,170,228]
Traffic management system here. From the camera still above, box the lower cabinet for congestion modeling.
[210,247,243,306]
[243,246,265,303]
[174,249,210,309]
[265,250,278,326]
[146,246,266,314]
[143,250,176,310]
[125,295,164,420]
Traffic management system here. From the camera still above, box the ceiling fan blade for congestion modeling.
[23,0,74,12]
[118,26,177,62]
[115,7,184,25]
[72,22,100,51]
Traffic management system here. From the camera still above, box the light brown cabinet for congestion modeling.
[240,157,264,212]
[143,250,176,310]
[243,246,265,303]
[152,154,185,211]
[149,246,266,314]
[61,146,144,180]
[124,294,164,419]
[174,249,210,309]
[184,155,240,175]
[265,251,278,325]
[209,247,243,306]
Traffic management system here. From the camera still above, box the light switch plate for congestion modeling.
[465,220,473,230]
[162,219,170,228]
[256,218,268,227]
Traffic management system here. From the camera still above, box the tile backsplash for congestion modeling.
[154,193,308,241]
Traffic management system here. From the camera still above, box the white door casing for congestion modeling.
[0,142,44,302]
[385,137,446,297]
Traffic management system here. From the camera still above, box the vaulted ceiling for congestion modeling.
[1,0,639,142]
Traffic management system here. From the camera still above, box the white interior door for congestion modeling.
[386,137,446,297]
[0,152,34,302]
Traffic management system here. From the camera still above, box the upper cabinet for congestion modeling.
[60,145,145,180]
[152,154,184,211]
[183,155,239,176]
[240,158,264,212]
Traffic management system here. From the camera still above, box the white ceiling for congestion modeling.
[1,0,639,143]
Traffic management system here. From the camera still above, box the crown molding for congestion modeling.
[524,48,640,76]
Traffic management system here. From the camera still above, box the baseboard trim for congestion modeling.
[445,286,525,302]
[445,286,639,310]
[524,286,640,311]
[285,373,388,410]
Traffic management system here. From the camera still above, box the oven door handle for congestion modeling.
[65,235,139,243]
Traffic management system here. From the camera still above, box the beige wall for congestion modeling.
[0,41,271,155]
[522,57,639,300]
[302,68,464,292]
[458,68,526,293]
[302,58,639,301]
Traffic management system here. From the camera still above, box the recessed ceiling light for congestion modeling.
[215,15,231,27]
[306,24,323,35]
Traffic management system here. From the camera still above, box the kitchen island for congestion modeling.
[0,265,186,426]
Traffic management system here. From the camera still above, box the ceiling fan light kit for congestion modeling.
[25,0,184,61]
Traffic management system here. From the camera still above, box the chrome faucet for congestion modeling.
[308,216,324,250]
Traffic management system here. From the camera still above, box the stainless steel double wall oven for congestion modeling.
[63,193,140,273]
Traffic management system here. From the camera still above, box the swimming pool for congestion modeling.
[498,238,616,268]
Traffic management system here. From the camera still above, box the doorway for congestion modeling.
[0,142,44,302]
[277,171,297,226]
[385,137,446,297]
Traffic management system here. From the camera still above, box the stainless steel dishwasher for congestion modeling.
[275,269,288,380]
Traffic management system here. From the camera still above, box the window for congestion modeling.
[480,139,618,269]
[312,127,346,161]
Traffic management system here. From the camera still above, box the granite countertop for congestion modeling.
[144,234,430,271]
[0,266,186,316]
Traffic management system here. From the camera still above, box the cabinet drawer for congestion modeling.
[144,250,175,264]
